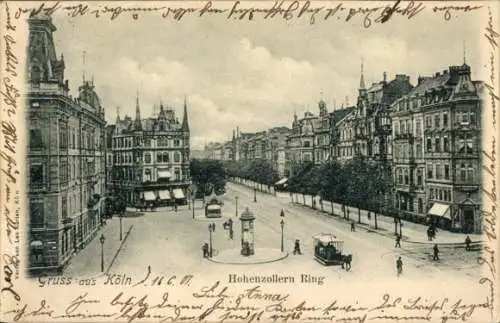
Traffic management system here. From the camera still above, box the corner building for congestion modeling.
[110,97,191,207]
[26,13,106,274]
[391,64,483,233]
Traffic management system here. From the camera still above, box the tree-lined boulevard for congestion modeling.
[65,182,481,286]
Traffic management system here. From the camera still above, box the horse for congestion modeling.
[341,254,352,271]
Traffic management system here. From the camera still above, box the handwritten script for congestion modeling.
[2,281,494,323]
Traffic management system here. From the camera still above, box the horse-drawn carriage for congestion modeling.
[313,233,352,270]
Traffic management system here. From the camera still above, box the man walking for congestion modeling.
[396,256,403,276]
[395,234,401,248]
[465,236,471,251]
[350,222,356,232]
[293,239,302,255]
[433,244,440,261]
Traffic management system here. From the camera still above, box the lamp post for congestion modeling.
[192,196,195,219]
[280,209,285,252]
[208,223,215,257]
[119,212,123,241]
[99,234,105,272]
[235,196,239,217]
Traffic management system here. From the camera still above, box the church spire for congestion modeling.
[116,106,121,123]
[181,95,189,131]
[134,91,142,131]
[359,60,366,90]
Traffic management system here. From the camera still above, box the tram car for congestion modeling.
[205,196,223,218]
[313,233,348,266]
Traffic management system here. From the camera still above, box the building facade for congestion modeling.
[391,64,483,233]
[109,97,191,207]
[331,68,413,163]
[27,13,106,274]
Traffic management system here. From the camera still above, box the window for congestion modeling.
[400,120,405,134]
[426,138,432,152]
[444,165,450,179]
[394,123,399,136]
[174,139,180,147]
[415,143,423,159]
[304,141,310,148]
[30,202,44,228]
[30,164,44,185]
[467,164,474,181]
[144,139,151,147]
[460,164,466,181]
[404,169,409,185]
[435,164,442,179]
[418,198,423,213]
[427,164,433,179]
[158,137,168,147]
[416,120,422,137]
[443,113,448,127]
[417,169,423,186]
[443,136,449,152]
[429,188,434,199]
[60,161,68,184]
[174,152,181,163]
[425,116,432,129]
[434,115,440,128]
[398,169,403,184]
[144,153,151,164]
[175,168,181,181]
[62,196,68,219]
[461,112,469,124]
[30,129,43,148]
[435,137,440,152]
[439,190,443,200]
[470,112,476,125]
[157,152,170,163]
[59,122,68,149]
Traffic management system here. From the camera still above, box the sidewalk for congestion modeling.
[288,193,483,246]
[63,217,134,277]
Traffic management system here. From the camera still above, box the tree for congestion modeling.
[319,160,345,215]
[190,159,227,197]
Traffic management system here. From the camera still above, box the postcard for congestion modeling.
[0,1,499,322]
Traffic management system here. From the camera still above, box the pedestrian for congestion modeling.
[367,212,371,221]
[395,234,401,248]
[347,209,350,220]
[229,227,234,240]
[465,236,471,251]
[202,243,208,258]
[433,244,440,261]
[396,256,403,276]
[350,222,355,232]
[293,239,302,255]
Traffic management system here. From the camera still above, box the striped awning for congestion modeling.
[275,178,288,185]
[428,203,451,219]
[30,240,43,248]
[144,191,156,201]
[158,170,172,179]
[158,190,171,200]
[173,188,185,199]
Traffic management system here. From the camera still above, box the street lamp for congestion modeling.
[192,196,196,219]
[254,188,257,203]
[208,223,215,257]
[99,234,105,272]
[280,209,285,252]
[235,196,239,217]
[119,212,123,241]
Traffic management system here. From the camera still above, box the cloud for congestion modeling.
[50,7,485,150]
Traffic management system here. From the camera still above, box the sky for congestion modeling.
[48,1,487,150]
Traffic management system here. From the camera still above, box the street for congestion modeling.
[61,182,478,288]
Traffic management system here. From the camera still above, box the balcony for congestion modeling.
[393,133,414,141]
[62,217,73,228]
